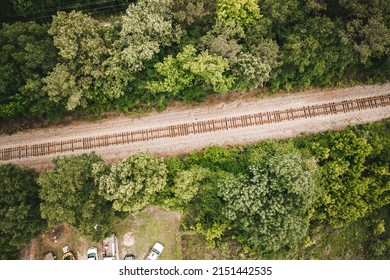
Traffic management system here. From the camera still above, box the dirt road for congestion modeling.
[1,83,389,170]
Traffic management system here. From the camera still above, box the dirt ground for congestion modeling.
[22,224,96,260]
[22,206,181,260]
[1,83,390,171]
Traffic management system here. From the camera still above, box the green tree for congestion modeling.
[0,164,46,259]
[43,11,108,110]
[0,21,58,119]
[218,152,316,252]
[232,39,280,91]
[309,129,387,227]
[93,152,167,212]
[272,16,352,90]
[362,122,390,212]
[162,165,210,210]
[216,0,260,28]
[199,20,244,65]
[9,0,34,14]
[120,0,182,66]
[173,166,209,202]
[103,0,183,99]
[173,0,216,27]
[146,44,233,100]
[8,0,126,16]
[338,0,390,64]
[187,145,241,173]
[38,153,113,241]
[257,0,302,35]
[198,6,280,92]
[181,170,228,248]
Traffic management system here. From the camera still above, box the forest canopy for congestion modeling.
[0,0,388,123]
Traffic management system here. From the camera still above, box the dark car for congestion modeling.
[124,254,135,260]
[63,251,76,260]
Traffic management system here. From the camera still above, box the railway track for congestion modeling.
[1,93,390,161]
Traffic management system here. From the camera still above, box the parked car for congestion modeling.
[87,247,99,260]
[62,251,75,260]
[124,254,135,260]
[145,242,164,260]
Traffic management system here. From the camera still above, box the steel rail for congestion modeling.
[1,94,389,161]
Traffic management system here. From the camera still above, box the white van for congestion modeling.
[145,242,164,260]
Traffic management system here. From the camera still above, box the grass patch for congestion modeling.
[114,206,181,260]
[181,232,249,260]
[303,222,369,259]
[299,206,390,260]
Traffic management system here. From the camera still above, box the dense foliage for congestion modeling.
[160,120,390,255]
[37,153,114,241]
[146,44,233,100]
[218,152,316,252]
[304,130,381,226]
[0,0,130,20]
[1,0,388,123]
[0,164,46,259]
[92,152,167,212]
[103,0,183,99]
[43,11,109,110]
[306,129,390,227]
[0,21,58,119]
